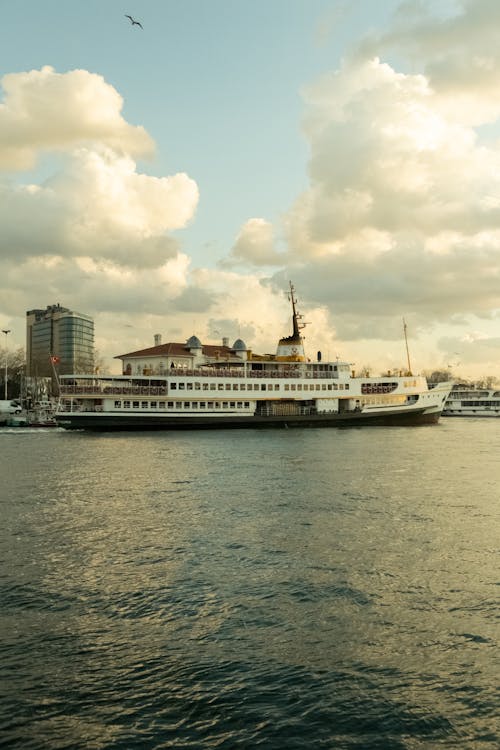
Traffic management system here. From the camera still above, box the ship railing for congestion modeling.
[166,368,244,377]
[248,370,335,379]
[131,367,337,379]
[59,385,169,396]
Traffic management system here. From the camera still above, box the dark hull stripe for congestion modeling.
[56,408,441,431]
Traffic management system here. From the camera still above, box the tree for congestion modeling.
[423,368,453,384]
[0,346,26,400]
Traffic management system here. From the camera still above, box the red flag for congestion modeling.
[50,355,60,364]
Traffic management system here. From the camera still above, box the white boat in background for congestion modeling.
[5,400,58,428]
[443,385,500,417]
[55,285,452,431]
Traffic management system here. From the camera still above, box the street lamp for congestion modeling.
[2,329,10,400]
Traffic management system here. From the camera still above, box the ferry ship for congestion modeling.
[55,286,452,430]
[443,384,500,417]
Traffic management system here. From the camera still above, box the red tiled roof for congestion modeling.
[115,342,235,359]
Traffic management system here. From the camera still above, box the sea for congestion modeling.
[0,419,498,750]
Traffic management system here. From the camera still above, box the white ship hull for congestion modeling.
[55,375,451,431]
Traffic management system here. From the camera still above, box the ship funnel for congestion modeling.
[154,334,162,346]
[222,337,229,347]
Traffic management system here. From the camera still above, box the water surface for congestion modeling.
[1,420,498,748]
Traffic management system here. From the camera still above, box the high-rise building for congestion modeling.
[26,304,94,376]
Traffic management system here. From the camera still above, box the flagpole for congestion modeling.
[50,354,60,395]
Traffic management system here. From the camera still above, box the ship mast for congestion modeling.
[403,318,412,375]
[288,281,305,339]
[276,281,307,361]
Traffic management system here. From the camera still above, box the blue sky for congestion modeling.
[3,0,399,262]
[2,0,500,378]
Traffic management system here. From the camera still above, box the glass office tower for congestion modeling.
[26,304,94,376]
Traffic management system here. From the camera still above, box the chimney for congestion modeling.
[222,337,229,347]
[154,334,162,346]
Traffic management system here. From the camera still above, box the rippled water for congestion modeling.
[1,420,499,749]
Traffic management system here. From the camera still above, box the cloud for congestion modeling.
[0,147,198,267]
[0,66,153,170]
[0,68,199,268]
[357,0,500,125]
[227,218,284,266]
[257,50,500,347]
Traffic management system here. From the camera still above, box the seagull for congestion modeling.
[125,14,143,29]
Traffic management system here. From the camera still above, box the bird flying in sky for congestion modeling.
[125,14,143,29]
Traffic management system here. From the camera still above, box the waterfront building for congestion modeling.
[26,304,94,377]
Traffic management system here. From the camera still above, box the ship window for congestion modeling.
[114,401,121,408]
[223,401,228,408]
[233,384,238,390]
[210,383,216,390]
[203,383,209,390]
[141,401,148,408]
[218,384,224,390]
[179,383,185,390]
[285,384,290,391]
[133,401,139,408]
[171,383,177,390]
[240,384,246,391]
[261,384,266,390]
[215,402,220,408]
[237,402,242,408]
[207,401,214,408]
[291,384,296,390]
[226,384,231,390]
[187,383,193,390]
[327,384,332,390]
[244,402,250,408]
[124,400,130,408]
[150,401,157,409]
[274,384,280,390]
[230,401,235,408]
[339,384,344,390]
[159,401,166,408]
[192,402,198,409]
[345,384,349,390]
[297,384,302,391]
[184,402,190,409]
[199,402,206,409]
[322,384,326,390]
[195,382,201,390]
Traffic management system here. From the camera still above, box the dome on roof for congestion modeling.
[186,335,202,349]
[232,338,247,351]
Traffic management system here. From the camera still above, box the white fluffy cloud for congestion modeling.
[227,218,283,266]
[0,148,198,266]
[0,67,199,273]
[0,66,153,169]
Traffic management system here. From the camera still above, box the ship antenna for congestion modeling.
[403,318,412,375]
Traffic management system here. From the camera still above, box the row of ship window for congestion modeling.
[459,400,500,407]
[169,382,349,391]
[113,400,252,410]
